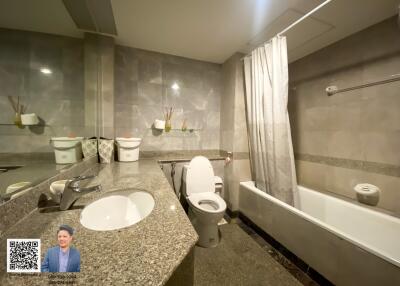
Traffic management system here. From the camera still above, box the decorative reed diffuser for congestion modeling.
[8,96,25,128]
[181,119,187,132]
[164,107,173,132]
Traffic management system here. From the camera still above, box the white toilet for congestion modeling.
[182,156,227,248]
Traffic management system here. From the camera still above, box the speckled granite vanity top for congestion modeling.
[0,159,198,285]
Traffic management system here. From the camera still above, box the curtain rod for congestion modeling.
[241,0,333,61]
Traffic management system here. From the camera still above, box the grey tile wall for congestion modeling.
[220,53,251,211]
[0,28,90,153]
[114,46,221,150]
[1,29,221,153]
[288,16,400,214]
[93,34,115,139]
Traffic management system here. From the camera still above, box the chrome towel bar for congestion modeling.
[326,73,400,96]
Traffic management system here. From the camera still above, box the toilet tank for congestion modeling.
[182,165,189,183]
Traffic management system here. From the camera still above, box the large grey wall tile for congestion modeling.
[163,62,204,90]
[220,53,251,210]
[0,28,87,153]
[138,56,162,84]
[290,16,400,214]
[138,83,162,106]
[114,45,221,151]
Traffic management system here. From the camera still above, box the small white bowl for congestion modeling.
[6,182,31,194]
[49,180,68,203]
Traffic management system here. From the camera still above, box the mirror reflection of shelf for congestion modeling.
[148,127,202,132]
[0,123,50,127]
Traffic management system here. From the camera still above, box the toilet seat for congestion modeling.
[188,192,226,214]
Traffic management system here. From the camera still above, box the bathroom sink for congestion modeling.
[80,189,154,231]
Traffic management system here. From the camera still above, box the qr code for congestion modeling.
[7,239,41,272]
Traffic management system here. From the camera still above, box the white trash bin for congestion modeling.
[116,137,142,162]
[50,137,83,164]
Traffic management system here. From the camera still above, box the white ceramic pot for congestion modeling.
[116,137,142,162]
[50,137,83,164]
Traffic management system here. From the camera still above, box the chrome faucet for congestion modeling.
[60,175,102,210]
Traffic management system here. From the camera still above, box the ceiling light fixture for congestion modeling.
[40,68,52,75]
[171,82,180,90]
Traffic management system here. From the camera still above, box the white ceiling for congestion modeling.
[0,0,398,63]
[0,0,82,38]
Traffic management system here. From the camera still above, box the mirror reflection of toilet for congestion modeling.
[182,156,227,248]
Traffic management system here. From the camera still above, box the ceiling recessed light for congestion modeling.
[171,82,179,90]
[40,68,52,74]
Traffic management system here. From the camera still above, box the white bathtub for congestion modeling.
[239,181,400,286]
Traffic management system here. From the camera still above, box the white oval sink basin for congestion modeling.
[80,190,154,231]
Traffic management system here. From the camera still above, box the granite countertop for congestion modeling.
[0,159,198,285]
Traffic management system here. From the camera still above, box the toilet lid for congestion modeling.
[186,156,215,195]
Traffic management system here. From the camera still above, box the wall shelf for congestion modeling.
[0,123,50,127]
[148,127,202,132]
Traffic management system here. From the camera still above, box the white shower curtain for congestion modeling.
[243,36,297,205]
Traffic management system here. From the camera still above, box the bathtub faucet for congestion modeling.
[60,175,102,210]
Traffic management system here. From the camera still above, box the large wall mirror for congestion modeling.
[0,26,101,204]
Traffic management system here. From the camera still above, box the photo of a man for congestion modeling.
[41,224,80,272]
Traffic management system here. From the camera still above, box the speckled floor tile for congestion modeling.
[194,224,302,286]
[236,220,323,286]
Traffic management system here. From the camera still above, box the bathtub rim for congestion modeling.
[239,181,400,268]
